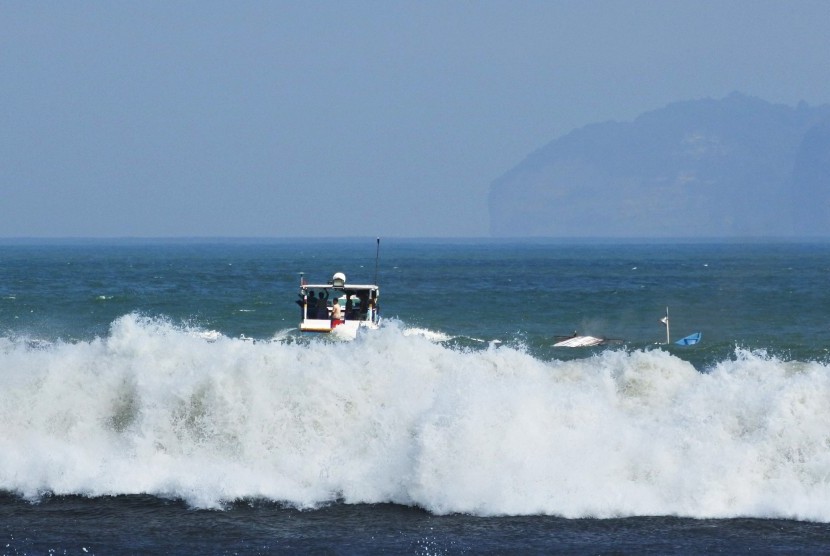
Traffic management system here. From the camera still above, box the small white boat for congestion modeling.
[675,332,702,346]
[296,272,380,340]
[553,333,623,348]
[553,335,606,347]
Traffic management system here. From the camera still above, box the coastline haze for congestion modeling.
[2,1,829,238]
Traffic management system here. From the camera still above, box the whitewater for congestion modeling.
[3,313,830,522]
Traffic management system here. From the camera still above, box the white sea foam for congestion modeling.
[402,326,453,343]
[1,313,830,520]
[195,330,223,342]
[271,328,297,341]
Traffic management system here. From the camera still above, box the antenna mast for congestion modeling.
[373,237,380,285]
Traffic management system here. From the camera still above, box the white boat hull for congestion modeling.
[553,335,606,347]
[299,318,379,340]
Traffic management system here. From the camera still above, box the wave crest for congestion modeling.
[1,314,830,520]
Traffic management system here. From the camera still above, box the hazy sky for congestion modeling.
[2,1,829,238]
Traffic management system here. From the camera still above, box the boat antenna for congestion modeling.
[373,237,381,285]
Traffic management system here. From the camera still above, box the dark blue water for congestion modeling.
[4,494,830,554]
[3,239,830,553]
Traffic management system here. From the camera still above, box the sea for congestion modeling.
[3,238,830,554]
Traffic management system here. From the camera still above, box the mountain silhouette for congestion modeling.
[489,93,830,238]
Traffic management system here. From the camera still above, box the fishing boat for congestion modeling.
[296,271,380,340]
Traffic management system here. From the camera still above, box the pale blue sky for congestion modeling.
[2,1,829,237]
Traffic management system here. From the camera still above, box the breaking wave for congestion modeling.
[2,314,830,520]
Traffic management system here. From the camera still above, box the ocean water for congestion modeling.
[2,238,830,554]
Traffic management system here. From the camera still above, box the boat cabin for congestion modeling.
[296,272,380,338]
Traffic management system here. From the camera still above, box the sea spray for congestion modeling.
[1,314,830,520]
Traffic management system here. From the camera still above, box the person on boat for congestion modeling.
[296,291,308,319]
[331,297,343,326]
[297,290,317,319]
[344,295,353,320]
[315,291,329,319]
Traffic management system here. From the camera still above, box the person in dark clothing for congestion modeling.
[301,289,316,318]
[316,291,329,319]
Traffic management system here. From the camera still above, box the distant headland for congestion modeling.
[489,93,830,238]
